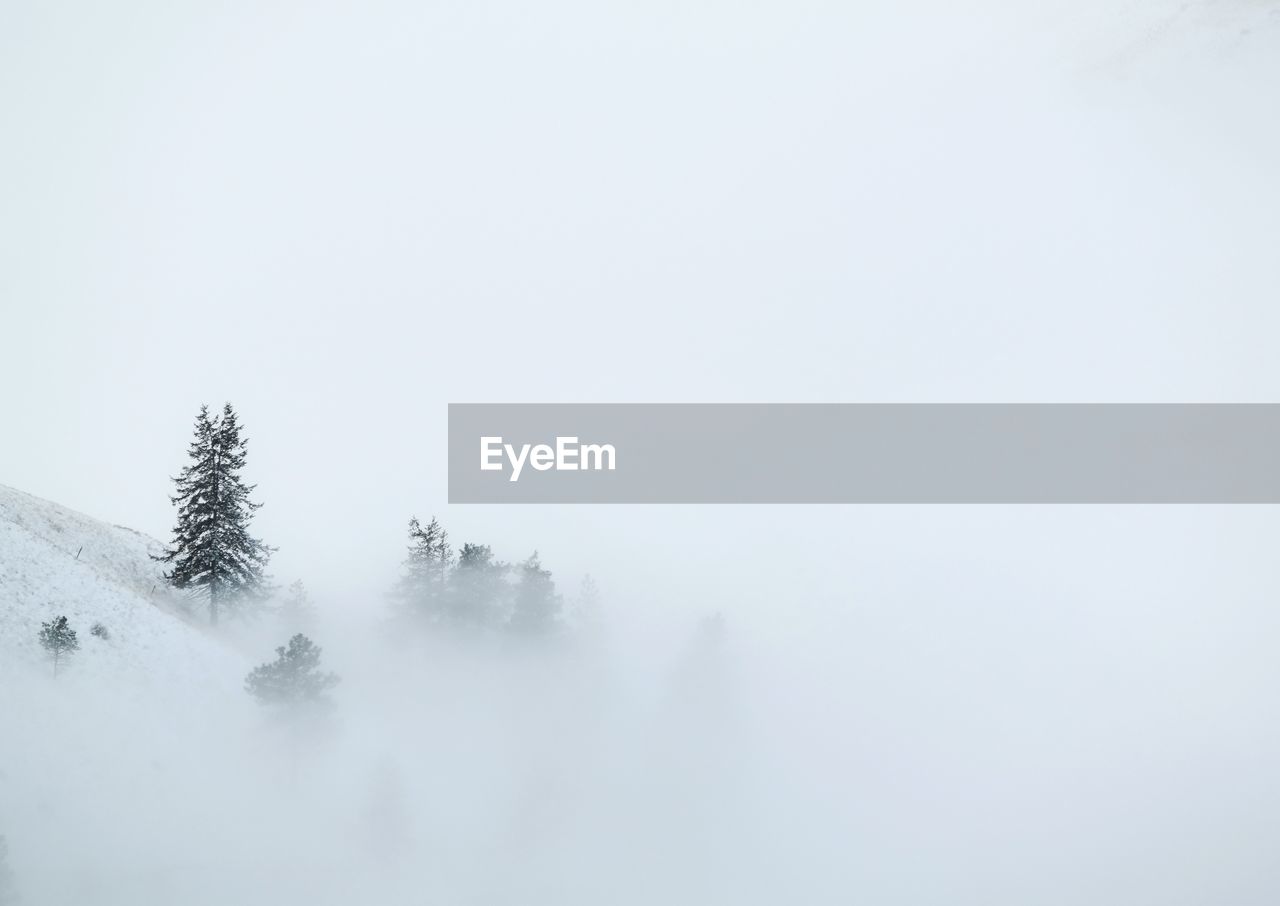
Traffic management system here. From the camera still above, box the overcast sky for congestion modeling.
[2,0,1278,606]
[6,7,1280,901]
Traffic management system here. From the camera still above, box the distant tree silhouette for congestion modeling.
[277,580,317,634]
[447,542,509,628]
[571,574,602,629]
[508,552,562,634]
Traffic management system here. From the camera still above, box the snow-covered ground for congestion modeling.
[0,483,248,689]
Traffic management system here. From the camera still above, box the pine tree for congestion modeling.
[571,574,602,630]
[447,542,509,628]
[157,403,273,625]
[278,579,317,634]
[0,834,16,906]
[508,551,562,635]
[39,616,79,677]
[396,516,451,621]
[245,634,340,708]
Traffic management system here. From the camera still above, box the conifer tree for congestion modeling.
[447,542,509,628]
[508,551,562,635]
[245,634,340,709]
[39,616,79,677]
[278,579,317,634]
[396,516,451,621]
[157,403,273,625]
[571,573,602,630]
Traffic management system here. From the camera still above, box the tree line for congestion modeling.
[36,405,593,680]
[391,517,565,634]
[154,403,579,635]
[152,403,589,703]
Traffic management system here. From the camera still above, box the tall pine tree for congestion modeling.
[157,403,273,625]
[396,516,451,621]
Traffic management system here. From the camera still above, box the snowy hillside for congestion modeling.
[0,483,247,688]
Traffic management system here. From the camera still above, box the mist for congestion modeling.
[3,0,1280,903]
[4,494,1280,904]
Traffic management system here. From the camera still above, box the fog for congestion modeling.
[3,0,1278,593]
[3,0,1280,903]
[5,504,1280,904]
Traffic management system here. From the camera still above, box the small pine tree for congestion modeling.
[278,580,317,634]
[156,404,274,625]
[571,574,602,630]
[0,835,16,906]
[39,616,79,677]
[508,551,562,635]
[90,622,110,640]
[396,517,452,621]
[245,634,340,709]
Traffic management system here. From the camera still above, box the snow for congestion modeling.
[0,485,265,906]
[0,482,247,688]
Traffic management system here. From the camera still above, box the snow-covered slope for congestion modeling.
[0,483,247,687]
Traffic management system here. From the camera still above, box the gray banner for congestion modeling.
[447,404,1280,503]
